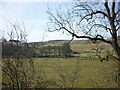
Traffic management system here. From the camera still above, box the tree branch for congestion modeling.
[92,11,108,18]
[104,0,111,18]
[90,24,112,35]
[116,9,120,15]
[117,26,120,31]
[112,0,115,18]
[79,11,108,23]
[62,27,112,44]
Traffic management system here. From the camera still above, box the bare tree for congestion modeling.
[2,20,35,89]
[47,0,120,60]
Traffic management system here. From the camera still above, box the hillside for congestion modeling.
[28,40,93,46]
[28,39,113,54]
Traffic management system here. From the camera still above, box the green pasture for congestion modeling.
[2,58,118,88]
[2,40,119,88]
[31,58,118,88]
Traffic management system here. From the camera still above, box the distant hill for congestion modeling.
[28,39,93,47]
[3,39,114,57]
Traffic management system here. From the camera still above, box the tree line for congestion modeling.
[2,41,33,59]
[2,40,73,59]
[33,43,73,58]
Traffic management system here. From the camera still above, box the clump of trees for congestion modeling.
[34,43,73,58]
[2,41,33,59]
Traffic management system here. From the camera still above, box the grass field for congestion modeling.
[32,58,118,88]
[2,58,118,88]
[2,40,119,88]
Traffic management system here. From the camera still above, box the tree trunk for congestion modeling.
[112,34,120,60]
[109,15,120,60]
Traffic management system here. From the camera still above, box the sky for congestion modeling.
[0,0,119,42]
[0,1,74,42]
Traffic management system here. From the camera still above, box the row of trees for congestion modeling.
[34,43,72,58]
[2,42,33,59]
[2,40,73,59]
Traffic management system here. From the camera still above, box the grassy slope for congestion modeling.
[38,40,113,53]
[3,58,118,88]
[33,58,118,88]
[40,40,114,58]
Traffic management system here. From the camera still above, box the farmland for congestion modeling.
[2,58,118,88]
[1,0,120,89]
[2,40,119,88]
[33,58,118,88]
